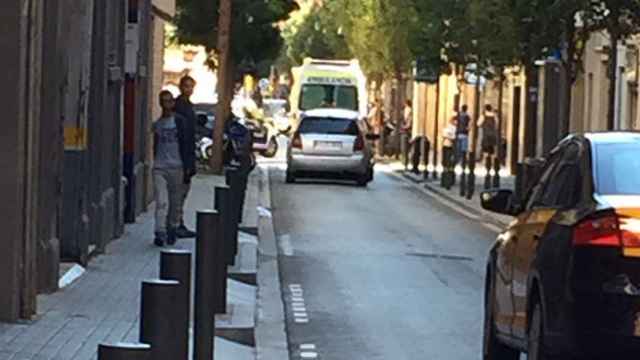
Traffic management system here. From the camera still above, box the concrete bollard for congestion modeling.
[194,210,219,360]
[159,249,192,360]
[98,342,151,360]
[139,279,181,360]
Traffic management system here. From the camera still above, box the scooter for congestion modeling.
[245,117,281,158]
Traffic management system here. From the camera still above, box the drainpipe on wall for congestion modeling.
[614,44,626,129]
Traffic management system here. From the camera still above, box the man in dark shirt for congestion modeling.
[173,76,198,238]
[455,104,471,164]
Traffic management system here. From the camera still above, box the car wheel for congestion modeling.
[528,299,558,360]
[483,271,520,360]
[286,170,296,184]
[356,173,369,187]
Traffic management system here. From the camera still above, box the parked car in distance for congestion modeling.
[286,108,375,186]
[482,132,640,360]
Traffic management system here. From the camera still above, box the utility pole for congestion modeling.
[211,0,233,174]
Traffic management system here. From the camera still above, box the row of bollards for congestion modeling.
[97,166,247,360]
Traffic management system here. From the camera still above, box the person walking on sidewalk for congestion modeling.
[152,91,193,247]
[455,105,471,165]
[173,76,198,238]
[441,117,457,189]
[401,100,413,171]
[478,104,498,164]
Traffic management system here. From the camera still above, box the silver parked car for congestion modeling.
[286,108,375,186]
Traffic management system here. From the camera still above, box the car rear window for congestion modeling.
[595,142,640,195]
[298,117,359,135]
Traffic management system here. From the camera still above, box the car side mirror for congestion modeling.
[366,133,381,141]
[481,189,520,216]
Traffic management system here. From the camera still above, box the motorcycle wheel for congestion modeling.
[261,138,279,158]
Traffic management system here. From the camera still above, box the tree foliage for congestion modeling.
[174,0,299,67]
[280,3,352,66]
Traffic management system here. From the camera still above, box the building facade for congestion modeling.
[0,0,173,322]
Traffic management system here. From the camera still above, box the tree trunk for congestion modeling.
[211,0,232,174]
[607,31,619,130]
[493,70,504,187]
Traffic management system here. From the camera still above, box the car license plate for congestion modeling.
[315,141,342,150]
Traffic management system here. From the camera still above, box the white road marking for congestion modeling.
[300,352,318,359]
[300,344,316,350]
[280,234,294,256]
[289,284,310,324]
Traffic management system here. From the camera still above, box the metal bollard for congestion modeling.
[422,137,431,180]
[484,155,492,190]
[215,185,234,265]
[225,167,240,225]
[225,168,241,264]
[159,250,192,360]
[237,171,249,225]
[139,279,181,360]
[459,152,468,197]
[466,152,477,200]
[492,156,501,188]
[214,186,231,314]
[98,342,151,360]
[194,210,219,360]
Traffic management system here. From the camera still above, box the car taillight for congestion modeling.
[573,213,621,247]
[292,133,302,149]
[354,133,364,152]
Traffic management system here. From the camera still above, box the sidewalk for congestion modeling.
[390,162,515,227]
[0,170,264,360]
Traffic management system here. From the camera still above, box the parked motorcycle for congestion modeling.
[245,118,280,158]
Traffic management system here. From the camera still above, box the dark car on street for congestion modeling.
[482,132,640,360]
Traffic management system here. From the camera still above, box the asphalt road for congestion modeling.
[270,166,505,360]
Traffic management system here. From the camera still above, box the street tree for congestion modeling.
[174,0,298,172]
[280,3,352,67]
[582,0,640,129]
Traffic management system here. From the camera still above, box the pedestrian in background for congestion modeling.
[479,104,498,164]
[401,100,413,170]
[455,104,471,164]
[152,91,192,247]
[441,117,458,189]
[173,76,198,239]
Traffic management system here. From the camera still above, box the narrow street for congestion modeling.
[270,165,500,360]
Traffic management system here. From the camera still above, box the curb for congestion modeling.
[254,166,290,360]
[397,170,510,228]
